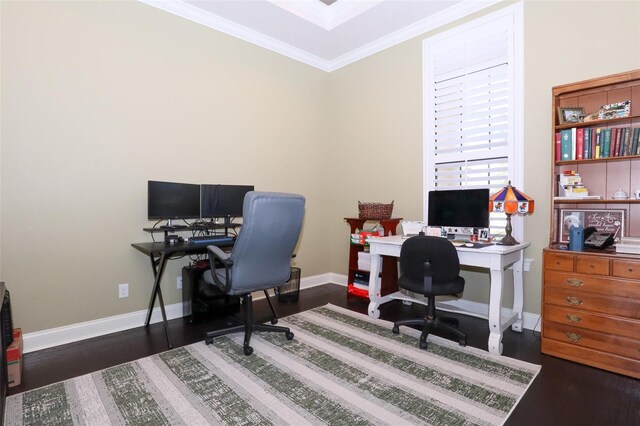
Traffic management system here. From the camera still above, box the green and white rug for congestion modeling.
[6,304,540,425]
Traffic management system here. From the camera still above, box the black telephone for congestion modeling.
[583,226,615,249]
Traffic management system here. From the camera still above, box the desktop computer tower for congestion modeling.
[181,264,240,323]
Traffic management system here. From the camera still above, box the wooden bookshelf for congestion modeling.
[543,69,640,379]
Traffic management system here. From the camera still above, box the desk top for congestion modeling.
[132,240,234,256]
[367,235,530,254]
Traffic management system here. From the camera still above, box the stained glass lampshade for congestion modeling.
[489,181,534,245]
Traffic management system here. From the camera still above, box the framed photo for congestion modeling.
[559,209,625,243]
[557,106,584,124]
[478,228,490,241]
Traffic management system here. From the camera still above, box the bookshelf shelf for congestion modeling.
[555,114,640,131]
[555,154,640,166]
[553,198,640,204]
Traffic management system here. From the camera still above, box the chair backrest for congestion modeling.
[228,191,305,292]
[399,235,460,284]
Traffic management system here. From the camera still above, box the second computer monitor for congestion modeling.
[201,184,254,221]
[427,188,490,231]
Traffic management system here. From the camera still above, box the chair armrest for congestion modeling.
[208,245,231,263]
[207,245,233,291]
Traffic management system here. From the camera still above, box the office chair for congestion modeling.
[203,191,305,355]
[392,235,466,350]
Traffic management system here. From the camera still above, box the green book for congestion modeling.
[560,129,572,160]
[622,127,631,156]
[633,127,640,155]
[602,128,611,158]
[583,127,591,158]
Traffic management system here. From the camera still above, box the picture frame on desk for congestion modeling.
[557,106,584,124]
[559,209,624,243]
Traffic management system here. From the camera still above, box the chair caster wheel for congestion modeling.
[205,337,213,345]
[392,325,400,334]
[419,340,428,350]
[244,346,254,356]
[459,337,467,347]
[271,318,278,325]
[285,331,294,340]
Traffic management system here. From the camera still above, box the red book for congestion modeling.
[555,132,561,161]
[591,128,597,158]
[576,128,584,160]
[613,128,620,156]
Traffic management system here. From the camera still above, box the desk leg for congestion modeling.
[511,255,525,333]
[144,254,160,326]
[488,268,505,355]
[367,253,382,319]
[144,252,173,349]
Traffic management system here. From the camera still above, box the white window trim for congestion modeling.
[422,2,524,241]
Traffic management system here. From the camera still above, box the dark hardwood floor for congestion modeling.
[9,284,639,425]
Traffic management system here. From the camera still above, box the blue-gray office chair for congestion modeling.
[392,235,466,349]
[203,191,305,355]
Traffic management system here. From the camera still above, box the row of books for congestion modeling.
[556,126,640,161]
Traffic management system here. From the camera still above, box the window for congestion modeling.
[423,4,523,239]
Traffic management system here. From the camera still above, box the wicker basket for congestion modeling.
[358,201,394,220]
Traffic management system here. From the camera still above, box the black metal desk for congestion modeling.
[131,240,234,348]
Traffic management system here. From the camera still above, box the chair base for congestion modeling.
[205,293,293,355]
[392,315,466,349]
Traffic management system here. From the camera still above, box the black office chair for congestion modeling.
[392,235,466,350]
[203,191,305,355]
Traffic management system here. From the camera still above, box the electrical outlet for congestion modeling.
[118,283,129,299]
[177,276,182,289]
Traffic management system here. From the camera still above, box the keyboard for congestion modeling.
[188,235,235,244]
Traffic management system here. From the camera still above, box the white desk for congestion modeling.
[366,235,530,355]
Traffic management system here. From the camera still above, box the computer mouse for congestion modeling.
[464,243,474,247]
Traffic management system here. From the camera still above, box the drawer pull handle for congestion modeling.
[566,296,582,306]
[567,278,583,287]
[566,314,582,323]
[566,332,582,343]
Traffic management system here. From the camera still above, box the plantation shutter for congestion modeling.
[424,11,521,236]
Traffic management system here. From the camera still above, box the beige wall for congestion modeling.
[1,1,330,332]
[1,0,639,334]
[327,0,640,314]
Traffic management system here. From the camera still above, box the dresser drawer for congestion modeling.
[544,270,640,299]
[612,259,640,279]
[545,287,640,320]
[544,252,574,271]
[541,337,640,379]
[576,256,609,275]
[543,320,640,360]
[543,305,640,340]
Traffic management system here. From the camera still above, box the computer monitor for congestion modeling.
[427,188,490,232]
[147,181,201,224]
[200,184,254,222]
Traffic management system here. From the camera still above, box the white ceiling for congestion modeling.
[140,0,501,72]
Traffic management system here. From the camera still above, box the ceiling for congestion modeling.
[140,0,501,72]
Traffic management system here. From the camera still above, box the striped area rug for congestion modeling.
[6,304,540,425]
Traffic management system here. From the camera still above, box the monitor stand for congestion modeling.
[160,219,187,230]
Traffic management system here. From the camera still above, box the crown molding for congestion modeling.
[139,0,333,71]
[139,0,503,73]
[325,0,503,72]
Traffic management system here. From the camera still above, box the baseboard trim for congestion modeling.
[23,273,540,353]
[23,274,336,353]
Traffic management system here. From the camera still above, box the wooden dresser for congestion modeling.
[542,248,640,378]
